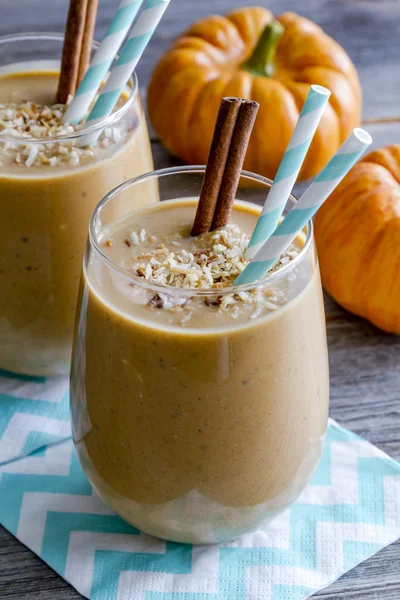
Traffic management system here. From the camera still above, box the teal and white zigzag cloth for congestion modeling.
[0,370,399,600]
[0,369,70,465]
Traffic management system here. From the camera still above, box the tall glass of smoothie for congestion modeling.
[0,33,154,376]
[71,166,330,544]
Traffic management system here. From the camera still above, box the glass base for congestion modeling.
[76,434,326,545]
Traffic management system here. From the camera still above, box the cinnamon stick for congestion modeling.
[211,100,259,230]
[191,97,242,236]
[77,0,99,86]
[57,0,88,104]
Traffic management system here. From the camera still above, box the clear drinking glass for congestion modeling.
[71,166,330,544]
[0,33,154,376]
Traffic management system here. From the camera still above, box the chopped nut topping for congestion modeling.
[204,296,223,307]
[149,294,164,309]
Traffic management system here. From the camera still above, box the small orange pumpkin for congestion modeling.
[314,145,400,334]
[148,6,361,180]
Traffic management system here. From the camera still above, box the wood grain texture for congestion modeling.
[2,0,400,121]
[1,0,400,598]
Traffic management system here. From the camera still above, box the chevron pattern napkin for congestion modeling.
[0,368,70,465]
[0,368,400,600]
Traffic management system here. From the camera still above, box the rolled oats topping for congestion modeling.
[108,221,302,325]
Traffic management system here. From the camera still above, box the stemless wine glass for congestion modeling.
[71,166,330,544]
[0,33,154,377]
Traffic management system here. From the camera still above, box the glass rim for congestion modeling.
[89,165,314,297]
[0,32,139,144]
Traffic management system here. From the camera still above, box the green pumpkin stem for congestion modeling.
[243,21,284,78]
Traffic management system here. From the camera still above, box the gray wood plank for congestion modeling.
[2,0,400,121]
[1,0,400,598]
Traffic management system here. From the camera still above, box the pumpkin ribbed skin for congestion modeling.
[147,7,361,180]
[314,145,400,334]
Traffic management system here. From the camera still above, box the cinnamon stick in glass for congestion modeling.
[211,100,259,230]
[77,0,98,86]
[57,0,88,104]
[191,97,241,236]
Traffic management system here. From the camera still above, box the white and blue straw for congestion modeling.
[235,128,372,286]
[63,0,144,125]
[246,84,331,260]
[80,0,170,145]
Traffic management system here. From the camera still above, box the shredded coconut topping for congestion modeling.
[113,223,301,325]
[0,99,126,168]
[133,224,250,289]
[131,224,298,290]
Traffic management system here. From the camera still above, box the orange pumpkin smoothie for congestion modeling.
[0,70,153,376]
[71,195,329,544]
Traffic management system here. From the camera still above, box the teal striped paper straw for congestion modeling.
[235,128,372,286]
[63,0,144,124]
[81,0,170,145]
[246,85,331,260]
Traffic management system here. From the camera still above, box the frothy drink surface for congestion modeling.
[72,199,330,544]
[0,70,154,375]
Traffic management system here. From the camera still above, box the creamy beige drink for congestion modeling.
[0,70,154,376]
[71,196,329,544]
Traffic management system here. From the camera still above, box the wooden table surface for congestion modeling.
[1,0,399,598]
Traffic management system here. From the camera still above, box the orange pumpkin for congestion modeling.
[148,6,361,180]
[314,145,400,334]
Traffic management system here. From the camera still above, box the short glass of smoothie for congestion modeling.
[0,33,154,377]
[71,166,330,544]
